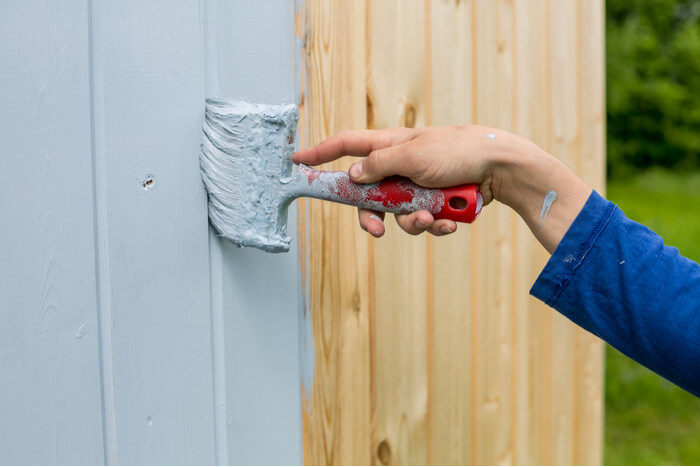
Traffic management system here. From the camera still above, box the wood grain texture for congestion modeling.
[298,1,373,464]
[574,1,606,464]
[428,1,476,464]
[0,2,105,463]
[368,1,431,465]
[300,0,605,464]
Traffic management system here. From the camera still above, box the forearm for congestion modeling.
[530,191,700,396]
[487,130,592,253]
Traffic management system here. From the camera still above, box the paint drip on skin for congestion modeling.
[538,190,557,226]
[487,133,496,140]
[200,99,299,253]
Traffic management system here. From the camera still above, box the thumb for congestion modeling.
[348,145,411,184]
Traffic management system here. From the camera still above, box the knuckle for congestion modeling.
[365,150,383,174]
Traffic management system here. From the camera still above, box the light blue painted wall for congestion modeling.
[204,1,303,464]
[0,2,104,463]
[0,0,302,464]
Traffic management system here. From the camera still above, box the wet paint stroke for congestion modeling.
[538,190,557,226]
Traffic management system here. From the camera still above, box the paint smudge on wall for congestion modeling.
[538,190,557,226]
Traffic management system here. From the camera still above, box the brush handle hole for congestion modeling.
[448,196,468,210]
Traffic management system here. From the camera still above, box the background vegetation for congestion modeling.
[605,0,700,464]
[607,0,700,177]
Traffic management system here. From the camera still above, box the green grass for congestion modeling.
[605,169,700,465]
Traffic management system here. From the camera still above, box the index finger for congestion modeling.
[292,128,413,166]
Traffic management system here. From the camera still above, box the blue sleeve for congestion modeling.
[530,191,700,397]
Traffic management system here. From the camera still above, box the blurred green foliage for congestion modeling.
[606,0,700,177]
[605,171,700,465]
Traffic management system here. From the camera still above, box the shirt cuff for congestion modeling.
[529,190,617,307]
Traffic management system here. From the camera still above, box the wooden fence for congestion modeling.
[297,0,605,464]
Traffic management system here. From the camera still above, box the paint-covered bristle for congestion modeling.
[200,99,299,253]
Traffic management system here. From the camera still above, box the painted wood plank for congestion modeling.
[89,1,215,463]
[367,1,431,464]
[202,1,303,464]
[298,0,373,464]
[0,1,105,464]
[428,0,476,464]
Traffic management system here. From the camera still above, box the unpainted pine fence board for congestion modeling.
[511,2,547,463]
[367,1,430,464]
[428,0,476,463]
[575,0,606,464]
[298,0,373,464]
[0,1,105,463]
[89,0,215,462]
[548,1,579,463]
[300,0,605,464]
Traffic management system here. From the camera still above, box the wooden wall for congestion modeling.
[297,0,606,464]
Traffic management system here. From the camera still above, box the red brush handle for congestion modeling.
[296,165,482,223]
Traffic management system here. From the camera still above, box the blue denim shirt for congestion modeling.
[531,191,700,397]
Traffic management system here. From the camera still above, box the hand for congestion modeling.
[292,126,508,237]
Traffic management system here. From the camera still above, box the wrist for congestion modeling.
[485,131,545,209]
[484,131,591,253]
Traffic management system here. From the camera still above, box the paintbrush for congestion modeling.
[200,99,482,253]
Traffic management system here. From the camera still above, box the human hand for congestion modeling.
[292,126,509,237]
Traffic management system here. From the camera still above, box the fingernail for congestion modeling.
[349,162,363,179]
[369,214,383,224]
[414,219,427,230]
[440,225,453,234]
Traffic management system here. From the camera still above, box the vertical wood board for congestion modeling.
[203,0,304,464]
[89,1,215,462]
[297,0,373,464]
[0,2,105,464]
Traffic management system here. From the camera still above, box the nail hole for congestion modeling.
[449,197,467,210]
[141,174,155,191]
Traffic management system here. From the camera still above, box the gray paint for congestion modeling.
[89,1,216,463]
[0,0,302,464]
[201,99,458,252]
[0,1,104,463]
[201,100,299,253]
[538,190,558,226]
[204,1,303,463]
